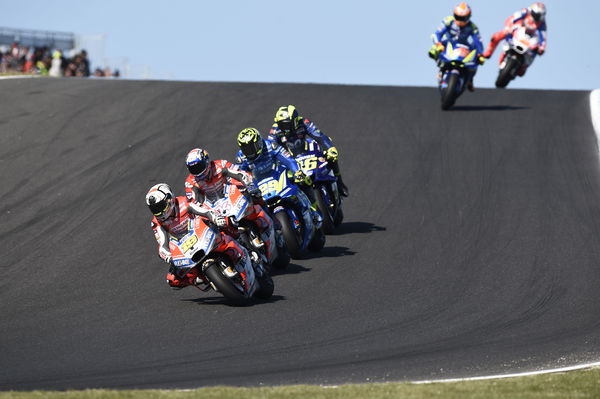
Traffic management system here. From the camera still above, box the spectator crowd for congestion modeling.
[0,42,120,78]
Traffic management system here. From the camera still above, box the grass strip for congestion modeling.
[1,366,599,399]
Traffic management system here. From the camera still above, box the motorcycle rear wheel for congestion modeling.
[308,226,326,252]
[314,186,335,234]
[254,273,275,299]
[273,242,290,269]
[441,73,458,110]
[204,261,249,306]
[333,206,344,227]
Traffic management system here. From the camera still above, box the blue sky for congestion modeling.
[1,0,598,90]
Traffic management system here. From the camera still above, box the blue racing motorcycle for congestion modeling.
[436,40,478,110]
[254,162,326,259]
[284,138,343,234]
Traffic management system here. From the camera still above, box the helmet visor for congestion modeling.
[454,13,470,23]
[240,140,263,160]
[531,10,542,21]
[149,198,170,216]
[277,119,295,134]
[188,159,209,177]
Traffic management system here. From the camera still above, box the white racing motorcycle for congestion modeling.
[495,25,540,88]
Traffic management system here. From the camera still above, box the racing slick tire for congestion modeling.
[314,186,335,234]
[333,206,344,227]
[275,212,303,259]
[496,56,518,88]
[308,226,326,252]
[254,273,275,299]
[441,73,458,110]
[204,261,249,306]
[273,242,291,269]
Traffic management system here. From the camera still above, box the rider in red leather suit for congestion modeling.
[184,148,277,259]
[482,2,547,76]
[146,183,248,288]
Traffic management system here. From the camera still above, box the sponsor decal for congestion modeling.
[181,235,198,253]
[298,155,318,172]
[259,172,287,196]
[173,258,192,267]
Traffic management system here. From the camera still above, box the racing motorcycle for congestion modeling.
[202,182,290,269]
[168,214,274,305]
[436,40,479,110]
[495,26,540,88]
[283,137,343,234]
[254,162,326,259]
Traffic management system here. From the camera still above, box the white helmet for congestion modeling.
[146,183,175,221]
[186,148,211,180]
[530,2,546,23]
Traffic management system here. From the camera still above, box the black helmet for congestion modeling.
[274,105,300,136]
[237,127,264,160]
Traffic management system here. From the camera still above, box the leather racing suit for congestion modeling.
[236,138,320,227]
[184,159,279,265]
[150,196,252,288]
[482,8,547,76]
[431,16,484,86]
[483,8,547,58]
[269,117,347,196]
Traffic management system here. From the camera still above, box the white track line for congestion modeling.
[591,89,600,140]
[411,361,600,384]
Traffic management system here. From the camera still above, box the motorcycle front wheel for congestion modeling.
[496,56,518,88]
[204,261,249,306]
[314,186,335,234]
[441,73,459,110]
[275,212,303,259]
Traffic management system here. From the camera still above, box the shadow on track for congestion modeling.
[271,262,310,276]
[450,105,529,111]
[306,246,356,259]
[334,221,387,235]
[182,294,286,307]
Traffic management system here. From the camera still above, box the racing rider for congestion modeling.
[481,2,547,77]
[185,147,256,203]
[428,2,485,91]
[146,183,233,288]
[269,105,349,197]
[235,127,322,226]
[184,148,281,262]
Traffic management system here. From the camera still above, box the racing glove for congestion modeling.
[240,172,254,186]
[537,47,545,56]
[159,248,172,264]
[294,170,312,186]
[246,184,261,197]
[325,147,339,162]
[208,211,227,227]
[477,55,486,65]
[428,42,444,59]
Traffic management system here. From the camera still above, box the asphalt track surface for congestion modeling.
[1,78,600,390]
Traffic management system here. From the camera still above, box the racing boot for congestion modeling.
[336,173,349,197]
